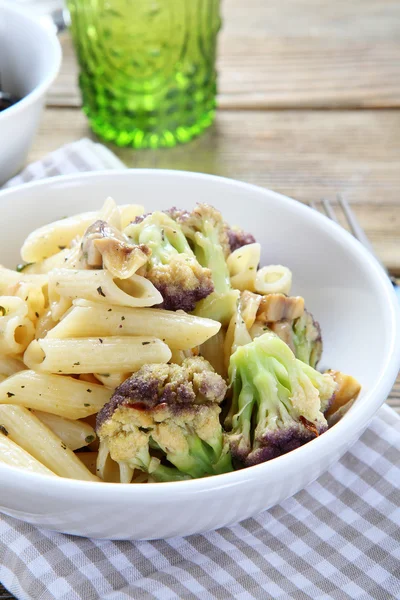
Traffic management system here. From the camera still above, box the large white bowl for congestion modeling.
[0,170,399,540]
[0,1,62,185]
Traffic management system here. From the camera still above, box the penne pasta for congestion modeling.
[0,356,25,377]
[0,267,48,292]
[48,269,163,308]
[119,204,145,229]
[254,264,292,295]
[97,197,121,230]
[48,301,221,350]
[34,411,96,451]
[0,296,35,355]
[200,328,227,378]
[24,336,172,374]
[227,243,261,292]
[0,405,99,481]
[240,291,262,329]
[0,370,111,418]
[22,248,71,274]
[94,372,131,389]
[20,212,99,263]
[0,431,57,476]
[0,268,48,322]
[35,308,57,339]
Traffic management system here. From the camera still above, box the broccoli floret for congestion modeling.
[225,330,336,467]
[172,204,238,326]
[125,212,213,311]
[96,357,233,482]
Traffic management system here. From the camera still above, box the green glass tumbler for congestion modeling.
[67,0,221,149]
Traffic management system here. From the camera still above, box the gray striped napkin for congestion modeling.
[1,139,400,600]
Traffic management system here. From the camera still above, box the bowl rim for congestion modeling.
[0,0,62,124]
[0,169,399,498]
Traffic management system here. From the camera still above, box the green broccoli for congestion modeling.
[96,357,233,482]
[225,330,336,467]
[125,212,214,311]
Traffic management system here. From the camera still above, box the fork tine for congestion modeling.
[321,198,339,223]
[337,194,376,253]
[309,200,318,211]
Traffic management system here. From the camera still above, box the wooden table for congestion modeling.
[1,1,399,597]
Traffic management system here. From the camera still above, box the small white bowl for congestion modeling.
[0,170,399,540]
[0,1,61,185]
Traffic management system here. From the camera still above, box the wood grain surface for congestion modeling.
[1,1,400,596]
[49,0,400,109]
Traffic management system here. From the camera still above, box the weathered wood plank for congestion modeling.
[49,0,400,109]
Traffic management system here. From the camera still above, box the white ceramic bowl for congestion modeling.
[0,2,62,185]
[0,170,399,540]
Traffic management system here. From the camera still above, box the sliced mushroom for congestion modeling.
[325,370,361,420]
[80,220,151,279]
[257,293,305,322]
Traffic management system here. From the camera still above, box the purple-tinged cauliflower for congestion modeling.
[224,330,336,467]
[125,212,213,311]
[96,357,233,482]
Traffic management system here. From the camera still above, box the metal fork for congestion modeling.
[310,195,399,294]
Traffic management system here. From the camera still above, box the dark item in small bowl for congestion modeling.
[0,92,21,112]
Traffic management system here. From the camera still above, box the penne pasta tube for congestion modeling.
[94,372,130,389]
[35,308,57,339]
[48,269,163,308]
[254,265,292,295]
[34,411,96,451]
[0,296,35,355]
[0,267,48,292]
[0,370,111,418]
[200,329,227,378]
[24,336,172,374]
[0,405,99,481]
[119,204,145,229]
[0,356,25,377]
[0,431,57,476]
[75,451,98,476]
[48,301,221,350]
[240,291,262,329]
[20,212,99,263]
[98,197,121,230]
[0,268,48,322]
[227,243,261,292]
[22,248,71,274]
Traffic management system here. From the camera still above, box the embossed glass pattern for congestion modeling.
[67,0,221,148]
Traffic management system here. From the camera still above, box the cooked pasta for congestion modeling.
[24,336,171,374]
[48,301,221,350]
[0,296,35,355]
[0,199,360,483]
[34,411,96,451]
[0,370,110,418]
[227,243,260,292]
[48,269,163,308]
[20,212,99,263]
[0,432,57,476]
[254,264,292,295]
[0,405,98,481]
